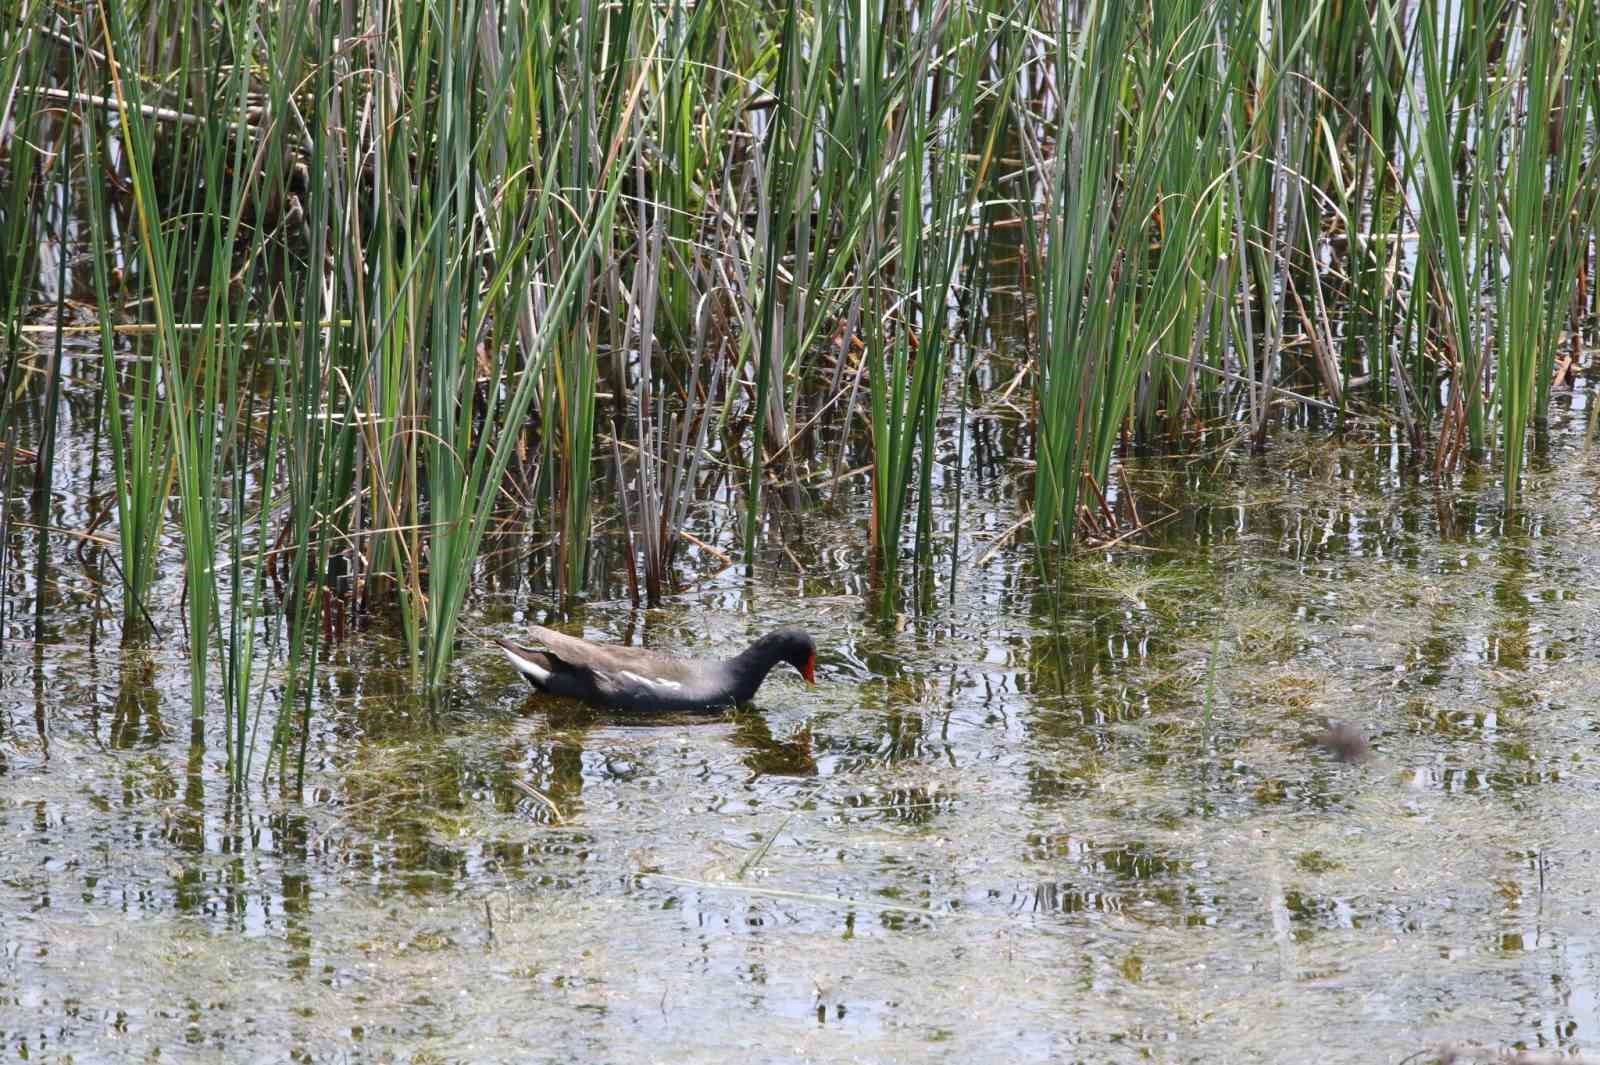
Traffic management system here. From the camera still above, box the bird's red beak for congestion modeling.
[802,651,816,685]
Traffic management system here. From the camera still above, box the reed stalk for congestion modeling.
[1498,0,1594,508]
[1397,0,1494,470]
[866,0,995,595]
[0,13,47,648]
[99,0,217,738]
[741,0,802,569]
[1030,1,1226,551]
[82,93,170,639]
[418,0,642,686]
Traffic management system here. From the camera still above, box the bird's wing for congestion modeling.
[524,624,685,673]
[528,625,731,706]
[524,624,619,671]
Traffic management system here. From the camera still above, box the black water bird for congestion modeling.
[498,625,817,712]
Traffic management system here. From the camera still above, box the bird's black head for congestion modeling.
[770,627,817,684]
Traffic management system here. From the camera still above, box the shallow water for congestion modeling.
[7,388,1600,1062]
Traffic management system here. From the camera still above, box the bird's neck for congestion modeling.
[725,641,783,701]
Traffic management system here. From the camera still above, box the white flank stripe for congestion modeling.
[502,647,550,685]
[618,669,683,691]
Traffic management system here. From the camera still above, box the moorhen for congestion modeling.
[497,625,817,712]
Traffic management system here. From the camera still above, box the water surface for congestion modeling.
[6,395,1600,1063]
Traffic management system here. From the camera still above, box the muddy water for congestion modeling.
[7,396,1600,1062]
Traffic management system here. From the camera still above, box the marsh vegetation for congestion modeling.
[7,0,1600,731]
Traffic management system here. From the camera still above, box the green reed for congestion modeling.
[866,0,996,594]
[268,0,362,778]
[33,93,70,636]
[0,15,45,646]
[1498,0,1594,508]
[1129,0,1236,445]
[1401,0,1494,470]
[82,90,169,638]
[1030,0,1218,551]
[539,0,631,602]
[100,0,215,738]
[93,0,282,782]
[628,0,736,603]
[741,0,802,568]
[397,0,578,684]
[1324,8,1410,431]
